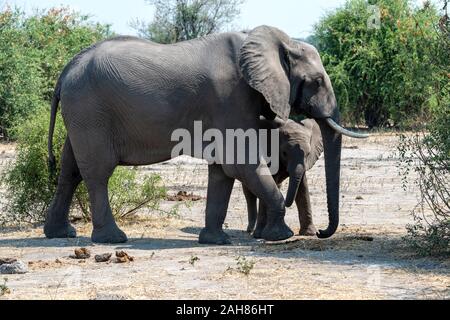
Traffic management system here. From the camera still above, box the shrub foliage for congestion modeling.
[397,1,449,256]
[313,0,443,128]
[0,7,111,138]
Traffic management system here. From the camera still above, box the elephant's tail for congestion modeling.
[48,82,61,179]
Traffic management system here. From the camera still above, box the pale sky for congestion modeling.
[2,0,350,38]
[3,0,428,37]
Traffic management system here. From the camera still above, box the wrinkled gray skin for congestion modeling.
[44,25,348,244]
[243,119,323,238]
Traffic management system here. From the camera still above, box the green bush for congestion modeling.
[0,7,111,138]
[399,107,449,257]
[313,0,442,128]
[398,2,449,257]
[1,107,167,225]
[0,9,43,137]
[75,169,167,221]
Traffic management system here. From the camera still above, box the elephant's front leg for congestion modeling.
[297,175,318,236]
[241,166,294,242]
[199,164,235,245]
[252,182,282,239]
[252,200,267,239]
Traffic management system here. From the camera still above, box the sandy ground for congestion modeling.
[0,135,449,300]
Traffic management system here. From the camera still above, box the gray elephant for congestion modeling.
[243,118,323,238]
[44,25,366,245]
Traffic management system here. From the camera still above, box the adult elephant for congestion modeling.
[44,25,366,245]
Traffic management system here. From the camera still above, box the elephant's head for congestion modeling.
[277,119,323,209]
[239,26,367,239]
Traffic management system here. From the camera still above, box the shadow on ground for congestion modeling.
[0,226,448,276]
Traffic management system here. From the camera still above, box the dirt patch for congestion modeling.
[166,191,203,202]
[28,259,66,271]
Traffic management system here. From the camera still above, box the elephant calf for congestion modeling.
[243,119,323,238]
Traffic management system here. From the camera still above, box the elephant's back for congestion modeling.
[60,32,246,102]
[58,32,248,135]
[60,37,180,90]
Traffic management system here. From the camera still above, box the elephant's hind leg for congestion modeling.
[70,132,127,244]
[243,185,258,233]
[44,138,82,239]
[199,164,235,245]
[83,176,128,244]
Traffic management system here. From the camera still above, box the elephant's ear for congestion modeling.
[305,120,324,171]
[239,26,292,121]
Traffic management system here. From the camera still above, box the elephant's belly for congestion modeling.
[107,99,210,166]
[113,128,180,166]
[117,145,174,166]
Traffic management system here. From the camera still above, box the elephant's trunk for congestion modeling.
[317,118,342,239]
[285,163,304,208]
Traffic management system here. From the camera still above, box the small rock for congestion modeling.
[70,248,91,260]
[95,253,112,263]
[0,261,28,274]
[356,196,364,200]
[115,251,134,263]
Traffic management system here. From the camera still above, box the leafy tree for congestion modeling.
[132,0,244,43]
[0,7,111,138]
[0,8,43,137]
[313,0,443,128]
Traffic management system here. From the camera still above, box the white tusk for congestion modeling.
[325,118,369,139]
[273,116,287,126]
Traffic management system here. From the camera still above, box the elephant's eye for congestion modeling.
[316,77,324,87]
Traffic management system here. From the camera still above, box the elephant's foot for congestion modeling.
[262,221,294,242]
[199,228,231,245]
[91,223,128,244]
[299,225,318,237]
[44,222,77,239]
[252,225,265,239]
